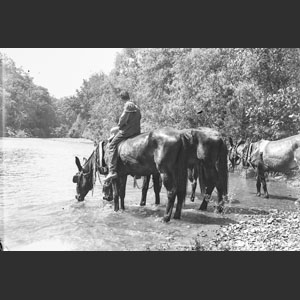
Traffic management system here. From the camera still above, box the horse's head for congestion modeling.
[72,156,94,202]
[228,137,246,171]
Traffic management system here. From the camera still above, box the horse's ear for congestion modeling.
[228,137,234,147]
[75,156,82,171]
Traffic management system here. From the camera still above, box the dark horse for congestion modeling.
[242,134,300,198]
[74,127,228,222]
[181,128,228,212]
[72,144,162,206]
[97,128,189,222]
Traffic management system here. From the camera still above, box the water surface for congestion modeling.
[1,138,299,251]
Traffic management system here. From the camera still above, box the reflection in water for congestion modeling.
[1,138,299,251]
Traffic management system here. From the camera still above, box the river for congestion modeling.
[1,138,299,251]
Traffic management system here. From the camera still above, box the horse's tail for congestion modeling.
[176,133,189,199]
[217,140,229,197]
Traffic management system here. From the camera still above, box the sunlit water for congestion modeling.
[1,138,299,251]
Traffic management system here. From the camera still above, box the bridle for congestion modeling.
[75,144,106,196]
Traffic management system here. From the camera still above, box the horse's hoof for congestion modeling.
[140,202,146,207]
[199,206,207,211]
[264,195,269,199]
[163,216,171,223]
[214,206,224,214]
[199,202,208,211]
[174,213,181,220]
[256,193,261,197]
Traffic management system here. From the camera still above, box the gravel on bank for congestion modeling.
[195,208,300,251]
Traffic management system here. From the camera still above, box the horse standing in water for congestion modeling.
[181,128,228,212]
[73,127,228,222]
[242,134,300,198]
[72,143,162,206]
[97,127,189,222]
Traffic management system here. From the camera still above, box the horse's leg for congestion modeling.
[174,169,188,219]
[174,189,186,220]
[199,166,216,211]
[152,173,162,205]
[119,176,127,210]
[140,175,150,206]
[162,173,177,223]
[215,182,225,213]
[260,173,269,199]
[256,173,261,197]
[199,183,215,211]
[112,178,119,212]
[188,168,195,202]
[256,164,264,197]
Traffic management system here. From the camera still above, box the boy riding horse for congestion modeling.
[104,91,141,183]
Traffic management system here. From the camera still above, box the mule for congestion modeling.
[73,151,99,202]
[72,143,162,206]
[98,128,189,222]
[242,134,300,198]
[181,128,228,212]
[74,127,228,221]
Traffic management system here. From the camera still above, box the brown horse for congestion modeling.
[72,143,162,206]
[74,127,228,222]
[181,128,228,212]
[97,128,189,222]
[242,134,300,198]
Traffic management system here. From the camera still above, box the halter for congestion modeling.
[76,145,104,196]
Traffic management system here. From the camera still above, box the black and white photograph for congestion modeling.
[1,48,300,251]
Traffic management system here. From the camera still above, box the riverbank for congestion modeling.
[149,171,300,251]
[191,172,300,251]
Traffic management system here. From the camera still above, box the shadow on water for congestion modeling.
[267,194,298,201]
[124,204,236,226]
[223,206,269,215]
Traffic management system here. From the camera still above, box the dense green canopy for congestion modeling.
[2,48,300,141]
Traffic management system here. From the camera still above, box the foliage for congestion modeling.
[2,48,300,141]
[1,53,58,137]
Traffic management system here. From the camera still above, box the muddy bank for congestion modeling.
[149,170,300,251]
[149,205,300,251]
